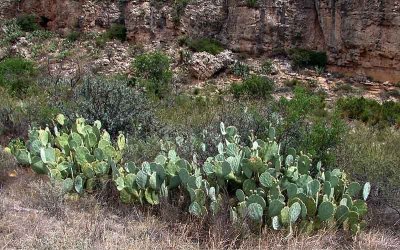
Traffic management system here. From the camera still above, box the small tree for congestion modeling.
[0,57,37,96]
[16,14,40,32]
[231,74,275,99]
[133,51,172,98]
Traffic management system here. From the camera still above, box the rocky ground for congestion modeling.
[4,33,399,104]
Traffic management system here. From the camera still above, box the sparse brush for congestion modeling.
[0,149,18,183]
[29,180,66,218]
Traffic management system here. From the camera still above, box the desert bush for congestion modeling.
[16,14,40,32]
[333,83,354,93]
[0,85,57,142]
[95,33,108,47]
[53,77,156,137]
[246,0,259,8]
[335,123,400,210]
[232,61,250,78]
[157,94,218,131]
[288,48,327,69]
[66,30,81,42]
[0,57,37,96]
[133,51,172,98]
[0,88,26,139]
[105,23,127,42]
[315,66,325,75]
[274,87,345,167]
[0,19,24,45]
[336,97,400,127]
[95,23,127,46]
[284,79,303,88]
[11,116,371,236]
[260,59,274,75]
[185,38,224,55]
[27,29,54,42]
[284,79,318,91]
[231,75,275,99]
[172,0,191,25]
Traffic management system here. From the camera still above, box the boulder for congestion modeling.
[189,50,234,79]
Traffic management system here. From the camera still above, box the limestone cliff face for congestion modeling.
[316,0,400,82]
[12,0,400,81]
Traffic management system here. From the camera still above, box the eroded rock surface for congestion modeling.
[10,0,400,82]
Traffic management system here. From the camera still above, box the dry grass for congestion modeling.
[0,168,399,250]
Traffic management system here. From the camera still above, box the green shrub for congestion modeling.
[284,79,318,91]
[0,57,37,96]
[284,79,303,88]
[54,77,156,137]
[288,48,327,69]
[232,61,250,78]
[27,30,54,42]
[172,0,190,25]
[246,0,259,8]
[95,33,108,47]
[11,117,370,235]
[0,85,57,141]
[274,87,345,166]
[193,88,200,95]
[0,88,27,139]
[315,65,325,75]
[261,59,274,75]
[335,123,400,210]
[333,83,354,93]
[133,51,172,98]
[66,30,81,42]
[336,97,400,127]
[16,14,40,32]
[105,23,127,42]
[231,75,275,99]
[0,19,24,45]
[185,38,224,55]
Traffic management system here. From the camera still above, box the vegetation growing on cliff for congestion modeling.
[183,37,225,55]
[288,48,328,69]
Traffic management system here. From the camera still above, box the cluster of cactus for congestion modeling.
[8,114,125,193]
[8,115,370,235]
[113,146,223,215]
[199,123,370,235]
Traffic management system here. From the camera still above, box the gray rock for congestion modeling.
[189,50,234,79]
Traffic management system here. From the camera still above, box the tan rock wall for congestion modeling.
[316,0,400,80]
[11,0,400,81]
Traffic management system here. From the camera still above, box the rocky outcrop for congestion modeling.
[10,0,400,82]
[0,0,16,20]
[189,50,234,79]
[17,0,123,34]
[124,1,175,45]
[18,0,82,34]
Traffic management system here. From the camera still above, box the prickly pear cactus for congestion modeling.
[10,114,125,194]
[9,118,370,236]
